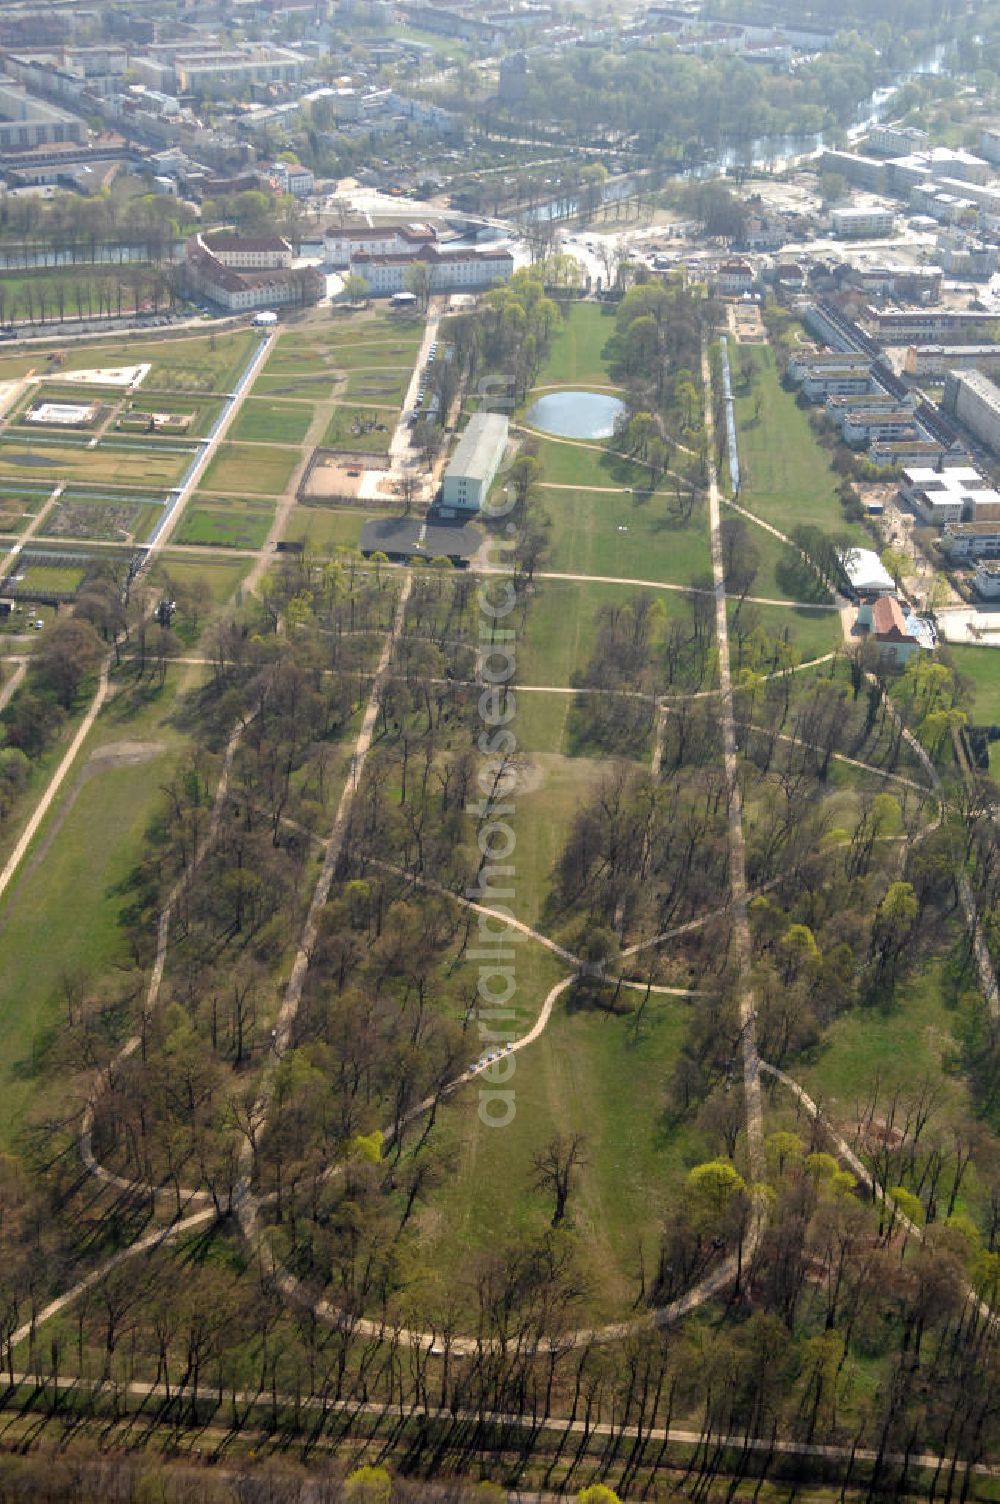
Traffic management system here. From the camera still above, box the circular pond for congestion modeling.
[525,389,626,440]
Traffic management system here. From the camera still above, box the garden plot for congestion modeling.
[46,489,165,544]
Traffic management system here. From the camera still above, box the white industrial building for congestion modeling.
[440,414,509,516]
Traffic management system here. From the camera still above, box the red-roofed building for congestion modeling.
[856,594,935,665]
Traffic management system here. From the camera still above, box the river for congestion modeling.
[519,42,951,221]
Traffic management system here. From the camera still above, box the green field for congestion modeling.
[199,442,299,497]
[230,399,314,446]
[283,504,365,552]
[948,644,1000,722]
[177,497,275,550]
[0,438,190,488]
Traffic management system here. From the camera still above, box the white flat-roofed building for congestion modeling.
[800,366,873,403]
[840,547,896,596]
[440,413,509,516]
[900,465,1000,525]
[831,206,896,239]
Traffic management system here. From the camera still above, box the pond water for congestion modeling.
[526,389,626,440]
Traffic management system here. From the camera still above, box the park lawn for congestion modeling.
[797,956,971,1141]
[535,301,619,388]
[0,438,190,489]
[517,576,692,689]
[155,552,254,604]
[282,504,365,552]
[177,497,275,550]
[733,346,867,546]
[230,398,314,446]
[0,669,201,1146]
[948,645,1000,722]
[528,434,690,492]
[0,262,160,320]
[727,599,845,664]
[400,992,700,1325]
[733,517,833,605]
[252,368,343,400]
[56,329,258,393]
[321,406,395,453]
[18,562,87,594]
[540,482,711,586]
[274,332,422,373]
[199,442,299,496]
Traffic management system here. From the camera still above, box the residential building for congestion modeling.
[869,437,945,468]
[440,413,509,516]
[876,309,990,343]
[868,122,928,156]
[349,245,514,297]
[843,263,943,300]
[788,358,874,402]
[943,519,1000,560]
[266,160,314,197]
[818,149,886,192]
[840,407,921,448]
[499,52,529,104]
[0,81,85,149]
[716,258,754,295]
[904,345,1000,380]
[974,560,1000,598]
[129,44,306,96]
[943,369,1000,455]
[183,233,321,312]
[831,206,896,239]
